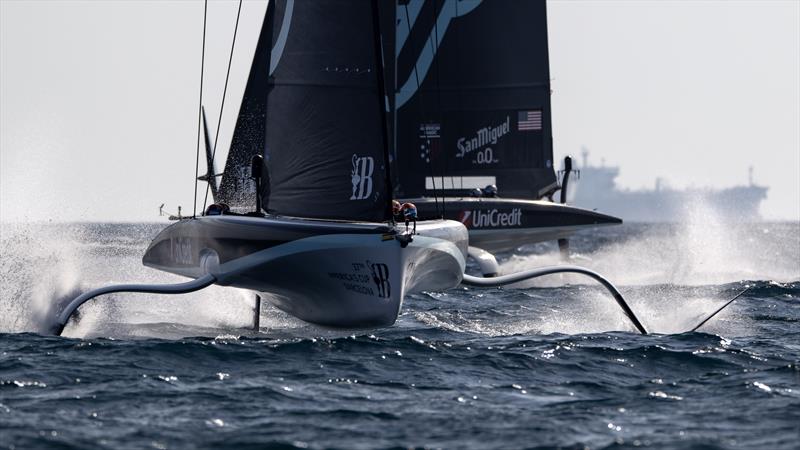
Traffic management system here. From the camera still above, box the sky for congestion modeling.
[1,0,798,222]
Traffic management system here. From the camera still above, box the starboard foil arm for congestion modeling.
[467,246,500,277]
[47,274,217,336]
[461,265,648,335]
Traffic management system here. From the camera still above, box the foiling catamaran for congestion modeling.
[45,0,739,337]
[389,0,621,272]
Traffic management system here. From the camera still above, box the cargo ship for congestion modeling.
[569,149,768,222]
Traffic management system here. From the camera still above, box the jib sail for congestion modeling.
[218,0,392,222]
[216,1,272,210]
[393,0,558,200]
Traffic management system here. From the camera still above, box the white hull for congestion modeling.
[247,233,464,326]
[143,216,467,327]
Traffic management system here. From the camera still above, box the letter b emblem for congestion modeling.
[350,154,374,200]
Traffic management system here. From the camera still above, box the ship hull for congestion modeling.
[572,187,769,222]
[142,216,467,327]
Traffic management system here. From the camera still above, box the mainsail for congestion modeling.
[218,0,392,222]
[393,0,558,200]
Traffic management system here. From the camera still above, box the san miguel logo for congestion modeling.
[459,208,523,229]
[456,116,510,158]
[367,261,390,298]
[350,154,374,200]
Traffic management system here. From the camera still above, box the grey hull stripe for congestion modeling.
[396,0,425,57]
[269,0,294,75]
[396,0,482,109]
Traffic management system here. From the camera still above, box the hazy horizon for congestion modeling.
[2,0,798,222]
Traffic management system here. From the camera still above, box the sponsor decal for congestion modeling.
[456,116,509,165]
[350,154,374,200]
[327,261,390,299]
[456,116,510,157]
[418,123,440,163]
[459,208,522,229]
[420,123,440,139]
[171,237,194,265]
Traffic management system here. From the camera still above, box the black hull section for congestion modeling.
[404,197,622,253]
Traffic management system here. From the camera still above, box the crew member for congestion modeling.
[392,200,404,222]
[402,202,417,233]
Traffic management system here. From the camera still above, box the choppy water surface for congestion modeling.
[1,219,798,449]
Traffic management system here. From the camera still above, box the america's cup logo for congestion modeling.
[350,154,374,200]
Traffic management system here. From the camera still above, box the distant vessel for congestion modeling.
[569,149,768,222]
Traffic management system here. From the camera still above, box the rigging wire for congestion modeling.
[453,0,466,194]
[370,0,395,224]
[192,0,208,218]
[202,0,244,213]
[403,3,440,217]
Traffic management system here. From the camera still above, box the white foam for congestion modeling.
[501,202,799,287]
[0,223,309,338]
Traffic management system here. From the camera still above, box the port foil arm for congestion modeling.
[48,274,217,336]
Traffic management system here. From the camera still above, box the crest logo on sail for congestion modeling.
[350,154,374,200]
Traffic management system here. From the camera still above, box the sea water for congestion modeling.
[0,218,798,449]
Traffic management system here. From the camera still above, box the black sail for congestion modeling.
[394,0,558,199]
[216,2,272,210]
[220,0,391,222]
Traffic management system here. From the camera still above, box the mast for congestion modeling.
[371,0,394,222]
